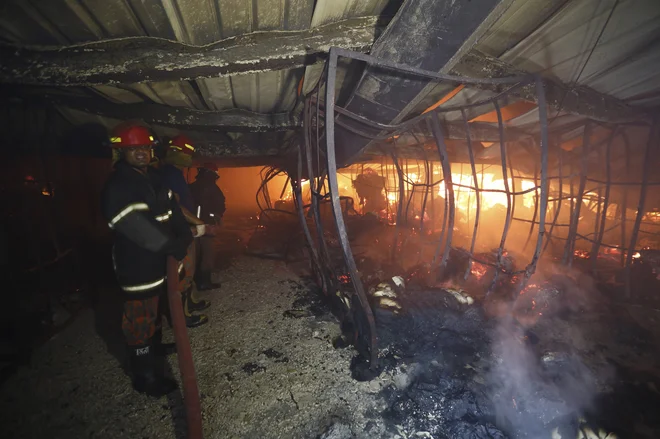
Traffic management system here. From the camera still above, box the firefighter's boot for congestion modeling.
[128,344,177,398]
[187,288,211,312]
[195,271,221,291]
[182,290,208,328]
[153,328,177,356]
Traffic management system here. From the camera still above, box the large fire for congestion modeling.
[278,179,309,201]
[437,172,538,215]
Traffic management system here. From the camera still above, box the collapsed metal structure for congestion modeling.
[288,48,659,369]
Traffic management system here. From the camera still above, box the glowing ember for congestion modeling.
[520,283,537,295]
[338,274,351,284]
[645,211,660,222]
[573,249,590,259]
[470,262,489,281]
[603,246,622,255]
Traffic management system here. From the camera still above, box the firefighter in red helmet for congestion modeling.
[101,122,192,397]
[160,134,212,326]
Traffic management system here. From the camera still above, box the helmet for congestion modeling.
[169,135,195,156]
[109,123,155,148]
[200,162,218,172]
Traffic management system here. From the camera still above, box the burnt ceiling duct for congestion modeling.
[333,0,511,166]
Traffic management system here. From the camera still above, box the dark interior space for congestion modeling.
[1,1,660,439]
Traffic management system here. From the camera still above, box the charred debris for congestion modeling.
[242,48,660,439]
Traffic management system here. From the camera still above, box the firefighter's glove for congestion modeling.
[192,224,206,238]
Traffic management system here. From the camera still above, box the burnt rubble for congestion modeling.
[345,250,660,439]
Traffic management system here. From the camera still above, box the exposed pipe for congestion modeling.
[166,257,203,439]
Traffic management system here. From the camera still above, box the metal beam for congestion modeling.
[8,91,299,132]
[450,50,646,123]
[0,17,385,86]
[333,0,510,166]
[12,87,514,140]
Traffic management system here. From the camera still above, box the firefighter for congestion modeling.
[189,162,225,290]
[101,123,193,397]
[353,168,387,214]
[160,135,211,324]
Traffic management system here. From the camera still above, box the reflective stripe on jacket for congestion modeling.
[102,161,192,298]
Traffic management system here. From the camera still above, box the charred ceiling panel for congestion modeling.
[585,41,660,107]
[196,0,315,117]
[301,0,403,95]
[333,0,508,165]
[0,2,66,44]
[402,0,657,150]
[501,0,660,105]
[476,0,569,57]
[0,0,395,140]
[230,69,301,113]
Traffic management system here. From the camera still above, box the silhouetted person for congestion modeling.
[189,162,225,290]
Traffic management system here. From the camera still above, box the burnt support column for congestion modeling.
[325,49,377,368]
[625,120,658,298]
[620,132,632,267]
[462,109,481,280]
[563,122,592,266]
[428,113,455,275]
[591,130,616,270]
[524,163,539,251]
[489,101,513,295]
[523,76,550,284]
[543,147,563,254]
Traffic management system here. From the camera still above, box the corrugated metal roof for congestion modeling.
[500,0,660,106]
[0,0,657,160]
[0,0,401,120]
[408,0,660,158]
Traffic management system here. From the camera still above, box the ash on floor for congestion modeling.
[0,257,392,439]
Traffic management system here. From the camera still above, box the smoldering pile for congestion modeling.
[354,265,636,439]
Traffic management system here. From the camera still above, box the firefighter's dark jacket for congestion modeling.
[101,161,193,297]
[189,171,226,224]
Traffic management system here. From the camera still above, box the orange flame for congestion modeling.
[470,262,489,281]
[437,172,537,221]
[573,249,590,259]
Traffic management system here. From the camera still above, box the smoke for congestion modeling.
[488,264,609,438]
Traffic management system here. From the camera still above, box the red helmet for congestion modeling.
[169,135,196,156]
[109,123,155,148]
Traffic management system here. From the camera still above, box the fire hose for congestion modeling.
[166,256,203,439]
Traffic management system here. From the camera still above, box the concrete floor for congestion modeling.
[0,256,394,439]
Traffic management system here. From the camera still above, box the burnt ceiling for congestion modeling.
[0,0,658,167]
